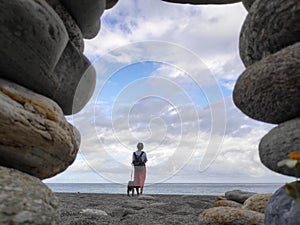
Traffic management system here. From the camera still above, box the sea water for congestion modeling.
[46,183,282,195]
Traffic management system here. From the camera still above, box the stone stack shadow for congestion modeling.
[0,0,118,224]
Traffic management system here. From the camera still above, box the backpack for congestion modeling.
[133,151,145,167]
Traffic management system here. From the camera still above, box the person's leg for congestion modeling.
[140,166,146,195]
[135,186,140,195]
[134,168,140,195]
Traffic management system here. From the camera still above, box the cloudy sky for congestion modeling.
[46,0,292,184]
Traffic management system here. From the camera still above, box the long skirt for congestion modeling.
[134,165,146,187]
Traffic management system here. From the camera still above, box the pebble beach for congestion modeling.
[55,193,217,225]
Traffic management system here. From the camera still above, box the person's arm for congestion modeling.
[143,152,148,163]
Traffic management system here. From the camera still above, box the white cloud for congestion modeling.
[48,93,281,183]
[85,0,247,81]
[46,0,289,184]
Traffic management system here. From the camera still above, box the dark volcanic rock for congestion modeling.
[60,0,106,39]
[106,0,119,9]
[46,0,84,52]
[3,38,95,115]
[51,42,96,115]
[265,183,300,225]
[0,0,68,91]
[0,1,96,115]
[0,166,59,225]
[233,43,300,124]
[162,0,241,4]
[0,78,80,179]
[259,118,300,177]
[242,0,255,11]
[239,0,300,67]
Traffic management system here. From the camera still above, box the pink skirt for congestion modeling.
[134,165,146,187]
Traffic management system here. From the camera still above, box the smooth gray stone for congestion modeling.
[242,0,255,11]
[240,0,300,67]
[259,118,300,177]
[265,183,300,225]
[80,209,108,216]
[106,0,119,9]
[124,200,148,210]
[2,36,95,115]
[51,42,96,115]
[60,0,106,39]
[0,166,59,225]
[162,0,241,4]
[225,190,257,204]
[46,0,84,52]
[0,0,68,89]
[233,43,300,124]
[0,78,80,179]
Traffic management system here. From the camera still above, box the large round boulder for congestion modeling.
[198,206,264,225]
[259,118,300,177]
[265,183,300,225]
[243,193,272,213]
[225,190,257,204]
[162,0,241,4]
[0,166,59,225]
[214,199,242,208]
[106,0,119,9]
[242,0,255,11]
[240,0,300,67]
[0,0,68,92]
[0,79,80,179]
[233,42,300,124]
[50,41,96,115]
[60,0,106,39]
[46,0,84,52]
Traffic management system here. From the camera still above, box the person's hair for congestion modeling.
[137,142,144,150]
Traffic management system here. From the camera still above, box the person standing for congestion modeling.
[132,142,147,195]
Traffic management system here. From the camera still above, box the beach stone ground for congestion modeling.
[55,193,216,225]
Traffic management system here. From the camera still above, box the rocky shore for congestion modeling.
[55,193,216,225]
[55,190,273,225]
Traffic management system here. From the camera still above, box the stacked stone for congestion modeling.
[162,0,300,224]
[0,0,118,224]
[232,0,300,224]
[162,0,241,5]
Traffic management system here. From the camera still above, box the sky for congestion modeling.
[45,0,293,184]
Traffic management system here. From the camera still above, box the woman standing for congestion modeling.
[132,142,147,195]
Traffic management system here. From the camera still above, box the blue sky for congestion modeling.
[45,0,293,184]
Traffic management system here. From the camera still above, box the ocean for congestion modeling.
[46,183,283,195]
